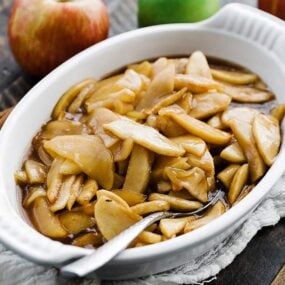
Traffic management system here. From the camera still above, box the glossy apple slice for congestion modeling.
[253,114,281,166]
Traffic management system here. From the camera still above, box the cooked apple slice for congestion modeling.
[96,189,130,209]
[165,167,208,203]
[228,163,249,205]
[109,138,134,162]
[149,193,203,212]
[23,186,46,208]
[67,175,84,210]
[159,216,195,238]
[46,158,64,203]
[128,61,152,77]
[111,190,146,206]
[32,197,67,238]
[131,200,170,215]
[72,232,103,248]
[41,120,85,140]
[95,196,141,240]
[60,159,82,175]
[220,142,246,163]
[77,179,98,205]
[104,119,185,156]
[50,175,76,212]
[187,149,215,176]
[174,74,222,93]
[145,88,186,114]
[253,114,280,166]
[186,51,212,79]
[59,210,96,235]
[207,114,226,130]
[173,58,188,74]
[184,201,226,233]
[222,107,258,126]
[222,84,274,103]
[152,57,169,77]
[270,104,285,122]
[136,63,175,110]
[217,164,240,189]
[24,160,46,184]
[156,115,187,137]
[52,79,96,119]
[115,69,144,94]
[137,231,162,244]
[123,145,154,193]
[161,107,231,145]
[211,68,258,85]
[176,92,193,113]
[170,135,206,157]
[86,107,119,148]
[44,135,114,189]
[189,92,231,119]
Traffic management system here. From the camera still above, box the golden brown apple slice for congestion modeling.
[111,190,146,206]
[161,107,231,145]
[23,186,47,208]
[189,92,231,119]
[86,107,119,148]
[15,171,29,184]
[156,116,187,137]
[136,63,175,110]
[46,158,64,203]
[222,84,274,103]
[77,179,98,205]
[128,61,152,77]
[211,68,258,85]
[104,119,185,156]
[149,193,203,212]
[229,120,266,182]
[145,88,186,114]
[170,135,206,157]
[72,232,103,248]
[222,107,258,126]
[50,175,76,212]
[186,51,212,79]
[115,69,144,94]
[32,197,67,238]
[220,142,246,163]
[137,231,162,244]
[60,159,82,175]
[131,200,170,215]
[184,201,226,233]
[159,216,195,238]
[165,167,208,203]
[95,196,141,240]
[176,92,193,113]
[44,135,114,189]
[174,74,222,93]
[41,120,85,140]
[109,138,134,162]
[67,175,84,210]
[207,114,227,130]
[217,164,240,189]
[187,149,215,176]
[96,189,130,209]
[59,210,96,235]
[253,114,281,166]
[123,145,154,193]
[270,104,285,122]
[24,160,46,184]
[52,79,97,119]
[228,163,249,205]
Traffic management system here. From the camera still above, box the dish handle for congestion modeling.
[202,3,285,63]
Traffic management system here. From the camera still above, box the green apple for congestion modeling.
[138,0,220,27]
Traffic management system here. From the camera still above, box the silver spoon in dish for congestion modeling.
[61,190,224,277]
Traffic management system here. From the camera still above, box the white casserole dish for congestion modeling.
[0,3,284,280]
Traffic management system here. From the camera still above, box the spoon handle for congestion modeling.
[61,211,170,277]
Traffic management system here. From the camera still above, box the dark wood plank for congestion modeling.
[271,264,285,285]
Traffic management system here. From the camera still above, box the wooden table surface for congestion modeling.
[0,1,284,284]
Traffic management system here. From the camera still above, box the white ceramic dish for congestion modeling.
[0,4,285,280]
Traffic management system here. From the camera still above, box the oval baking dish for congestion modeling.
[0,4,284,279]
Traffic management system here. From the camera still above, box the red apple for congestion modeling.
[8,0,109,77]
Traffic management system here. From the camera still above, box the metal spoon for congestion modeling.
[61,190,224,277]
